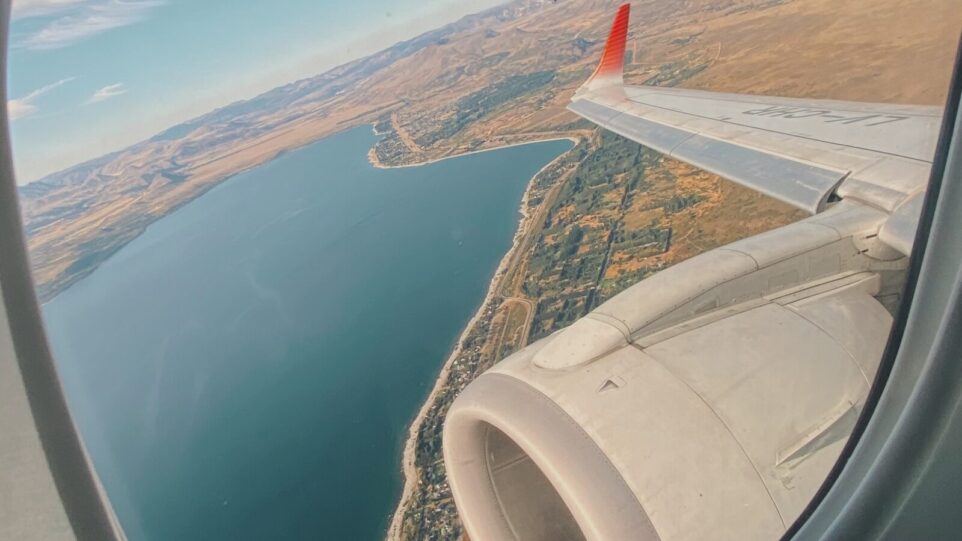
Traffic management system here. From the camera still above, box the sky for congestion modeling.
[7,0,508,184]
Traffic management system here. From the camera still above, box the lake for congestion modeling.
[41,127,570,540]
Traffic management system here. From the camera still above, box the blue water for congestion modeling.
[42,127,570,540]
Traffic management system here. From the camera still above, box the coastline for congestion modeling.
[43,121,578,538]
[384,134,579,540]
[368,134,580,171]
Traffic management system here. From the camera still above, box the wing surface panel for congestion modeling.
[569,3,943,254]
[569,98,847,212]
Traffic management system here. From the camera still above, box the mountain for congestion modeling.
[17,0,958,304]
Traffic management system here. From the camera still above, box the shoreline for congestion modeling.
[368,133,580,170]
[43,121,577,539]
[35,123,362,304]
[384,134,579,540]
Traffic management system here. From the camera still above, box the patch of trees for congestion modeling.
[563,224,585,256]
[665,193,703,213]
[416,70,557,146]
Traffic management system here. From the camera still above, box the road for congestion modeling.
[489,140,592,359]
[491,296,536,360]
[391,112,423,154]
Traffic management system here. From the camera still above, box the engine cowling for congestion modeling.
[443,204,903,540]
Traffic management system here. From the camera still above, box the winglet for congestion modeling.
[581,3,630,93]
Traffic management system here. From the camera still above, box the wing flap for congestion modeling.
[621,85,941,163]
[569,98,847,213]
[569,4,943,254]
[879,192,925,255]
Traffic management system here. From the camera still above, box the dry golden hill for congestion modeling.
[17,0,960,303]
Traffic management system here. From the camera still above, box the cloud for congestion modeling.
[7,77,76,121]
[87,82,126,103]
[12,0,86,18]
[15,0,166,50]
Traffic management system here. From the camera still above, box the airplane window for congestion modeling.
[6,0,960,539]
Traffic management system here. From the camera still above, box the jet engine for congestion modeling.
[443,202,905,540]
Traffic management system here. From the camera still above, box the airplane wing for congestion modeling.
[569,3,942,255]
[444,6,952,541]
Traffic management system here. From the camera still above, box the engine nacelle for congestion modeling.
[443,203,904,540]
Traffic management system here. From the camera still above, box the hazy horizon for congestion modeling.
[8,0,509,185]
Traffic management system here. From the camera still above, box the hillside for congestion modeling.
[19,0,959,302]
[13,0,961,538]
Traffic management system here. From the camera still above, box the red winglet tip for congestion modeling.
[584,3,630,91]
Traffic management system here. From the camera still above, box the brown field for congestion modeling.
[19,0,960,301]
[11,1,961,537]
